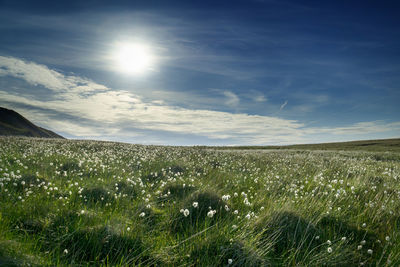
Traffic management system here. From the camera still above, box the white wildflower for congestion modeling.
[207,210,216,218]
[222,194,231,201]
[183,209,190,217]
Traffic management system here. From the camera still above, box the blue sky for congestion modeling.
[0,0,399,145]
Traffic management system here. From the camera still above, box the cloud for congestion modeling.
[253,95,267,102]
[0,56,399,145]
[0,57,303,143]
[306,121,400,136]
[247,90,268,103]
[223,90,240,107]
[0,56,109,93]
[280,100,288,110]
[0,89,304,144]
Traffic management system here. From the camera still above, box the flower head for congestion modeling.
[207,210,216,218]
[183,209,190,217]
[222,194,231,201]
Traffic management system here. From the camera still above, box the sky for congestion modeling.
[0,0,399,145]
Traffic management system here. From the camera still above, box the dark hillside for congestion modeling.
[0,107,63,138]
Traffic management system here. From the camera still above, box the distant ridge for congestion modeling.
[0,107,64,138]
[206,138,400,152]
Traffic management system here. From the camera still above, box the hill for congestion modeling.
[0,107,63,138]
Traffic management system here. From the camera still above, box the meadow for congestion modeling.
[0,137,399,266]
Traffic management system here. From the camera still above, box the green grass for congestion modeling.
[0,136,400,266]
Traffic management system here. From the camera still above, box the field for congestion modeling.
[207,138,400,153]
[0,137,399,266]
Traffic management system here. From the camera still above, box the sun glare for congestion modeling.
[114,43,154,75]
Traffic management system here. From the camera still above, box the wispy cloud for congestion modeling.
[250,90,267,102]
[280,100,288,110]
[0,56,108,93]
[223,90,240,107]
[307,121,400,136]
[253,95,267,102]
[0,56,399,145]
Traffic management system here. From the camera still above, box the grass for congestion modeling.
[0,136,399,266]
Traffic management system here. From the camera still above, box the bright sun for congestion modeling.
[114,43,154,75]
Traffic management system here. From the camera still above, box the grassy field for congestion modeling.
[204,138,400,153]
[0,137,399,266]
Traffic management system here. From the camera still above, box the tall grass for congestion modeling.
[0,136,399,266]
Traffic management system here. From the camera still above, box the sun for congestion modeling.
[113,42,154,75]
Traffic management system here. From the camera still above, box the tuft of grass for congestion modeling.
[58,226,147,265]
[255,211,322,262]
[161,183,196,200]
[80,187,114,206]
[170,190,231,234]
[114,181,139,199]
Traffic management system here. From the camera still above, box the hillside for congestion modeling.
[0,107,63,138]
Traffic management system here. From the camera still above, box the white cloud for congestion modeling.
[0,56,108,93]
[0,56,399,145]
[0,89,305,143]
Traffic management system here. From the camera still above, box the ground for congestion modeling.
[0,137,399,266]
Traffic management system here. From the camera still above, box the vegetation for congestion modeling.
[0,136,399,266]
